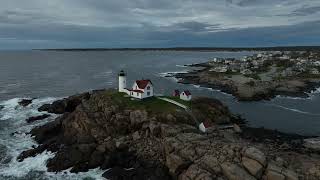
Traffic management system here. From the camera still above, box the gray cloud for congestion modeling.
[290,5,320,16]
[0,0,320,49]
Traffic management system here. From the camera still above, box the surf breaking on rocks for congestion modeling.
[0,97,105,180]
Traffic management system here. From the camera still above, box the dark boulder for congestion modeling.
[30,114,64,144]
[47,143,96,172]
[88,150,105,169]
[0,105,4,110]
[17,146,46,162]
[26,114,51,123]
[38,92,90,114]
[19,99,33,107]
[70,163,90,173]
[47,147,84,172]
[17,141,60,162]
[102,166,136,180]
[102,164,172,180]
[38,100,66,114]
[101,149,137,170]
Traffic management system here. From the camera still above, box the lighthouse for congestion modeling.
[118,70,127,92]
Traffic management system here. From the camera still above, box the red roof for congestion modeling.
[203,120,211,128]
[173,90,180,96]
[183,90,191,96]
[136,80,152,89]
[131,89,144,93]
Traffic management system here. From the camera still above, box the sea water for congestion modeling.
[0,50,319,179]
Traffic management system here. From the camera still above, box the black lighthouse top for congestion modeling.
[119,70,126,76]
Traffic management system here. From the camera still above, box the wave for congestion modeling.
[93,70,114,79]
[158,71,188,77]
[175,64,187,68]
[275,95,312,101]
[0,97,105,179]
[158,72,187,83]
[267,103,320,116]
[0,97,57,122]
[310,87,320,94]
[0,90,7,94]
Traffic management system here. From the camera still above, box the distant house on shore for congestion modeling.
[173,90,180,97]
[210,66,228,73]
[118,70,154,99]
[310,68,320,75]
[180,90,192,101]
[240,69,253,75]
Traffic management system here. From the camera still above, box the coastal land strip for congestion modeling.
[169,51,320,101]
[35,46,320,52]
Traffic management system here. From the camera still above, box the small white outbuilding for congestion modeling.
[180,90,192,101]
[199,121,211,133]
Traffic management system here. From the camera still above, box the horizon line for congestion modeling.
[34,46,320,51]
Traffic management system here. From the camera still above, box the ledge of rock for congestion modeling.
[18,89,320,179]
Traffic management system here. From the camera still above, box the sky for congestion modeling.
[1,0,320,49]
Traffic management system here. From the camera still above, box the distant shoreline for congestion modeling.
[34,46,320,52]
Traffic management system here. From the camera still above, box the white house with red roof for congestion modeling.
[199,120,211,133]
[180,90,192,101]
[118,70,154,99]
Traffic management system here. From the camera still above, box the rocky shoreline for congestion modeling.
[170,65,320,101]
[17,89,320,179]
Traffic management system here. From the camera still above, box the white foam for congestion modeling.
[310,87,320,94]
[267,104,320,116]
[175,64,187,68]
[275,95,312,101]
[0,97,57,122]
[93,70,113,79]
[199,87,233,97]
[46,168,106,180]
[158,71,189,77]
[0,96,108,179]
[0,151,54,177]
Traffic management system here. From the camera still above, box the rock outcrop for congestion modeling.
[18,89,320,179]
[38,92,90,114]
[18,99,33,107]
[26,114,51,123]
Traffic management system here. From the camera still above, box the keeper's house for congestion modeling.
[118,70,154,99]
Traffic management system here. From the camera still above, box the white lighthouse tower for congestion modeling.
[118,70,127,92]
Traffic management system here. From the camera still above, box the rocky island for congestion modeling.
[171,51,320,101]
[16,89,320,179]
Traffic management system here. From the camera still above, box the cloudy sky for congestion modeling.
[1,0,320,49]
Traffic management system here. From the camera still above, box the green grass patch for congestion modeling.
[102,91,184,114]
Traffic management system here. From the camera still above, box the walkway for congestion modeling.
[157,97,188,109]
[157,97,200,125]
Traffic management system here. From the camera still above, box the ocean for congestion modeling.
[0,50,319,179]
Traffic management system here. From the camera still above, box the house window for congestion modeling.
[136,86,138,89]
[147,92,150,96]
[147,86,150,90]
[136,92,139,96]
